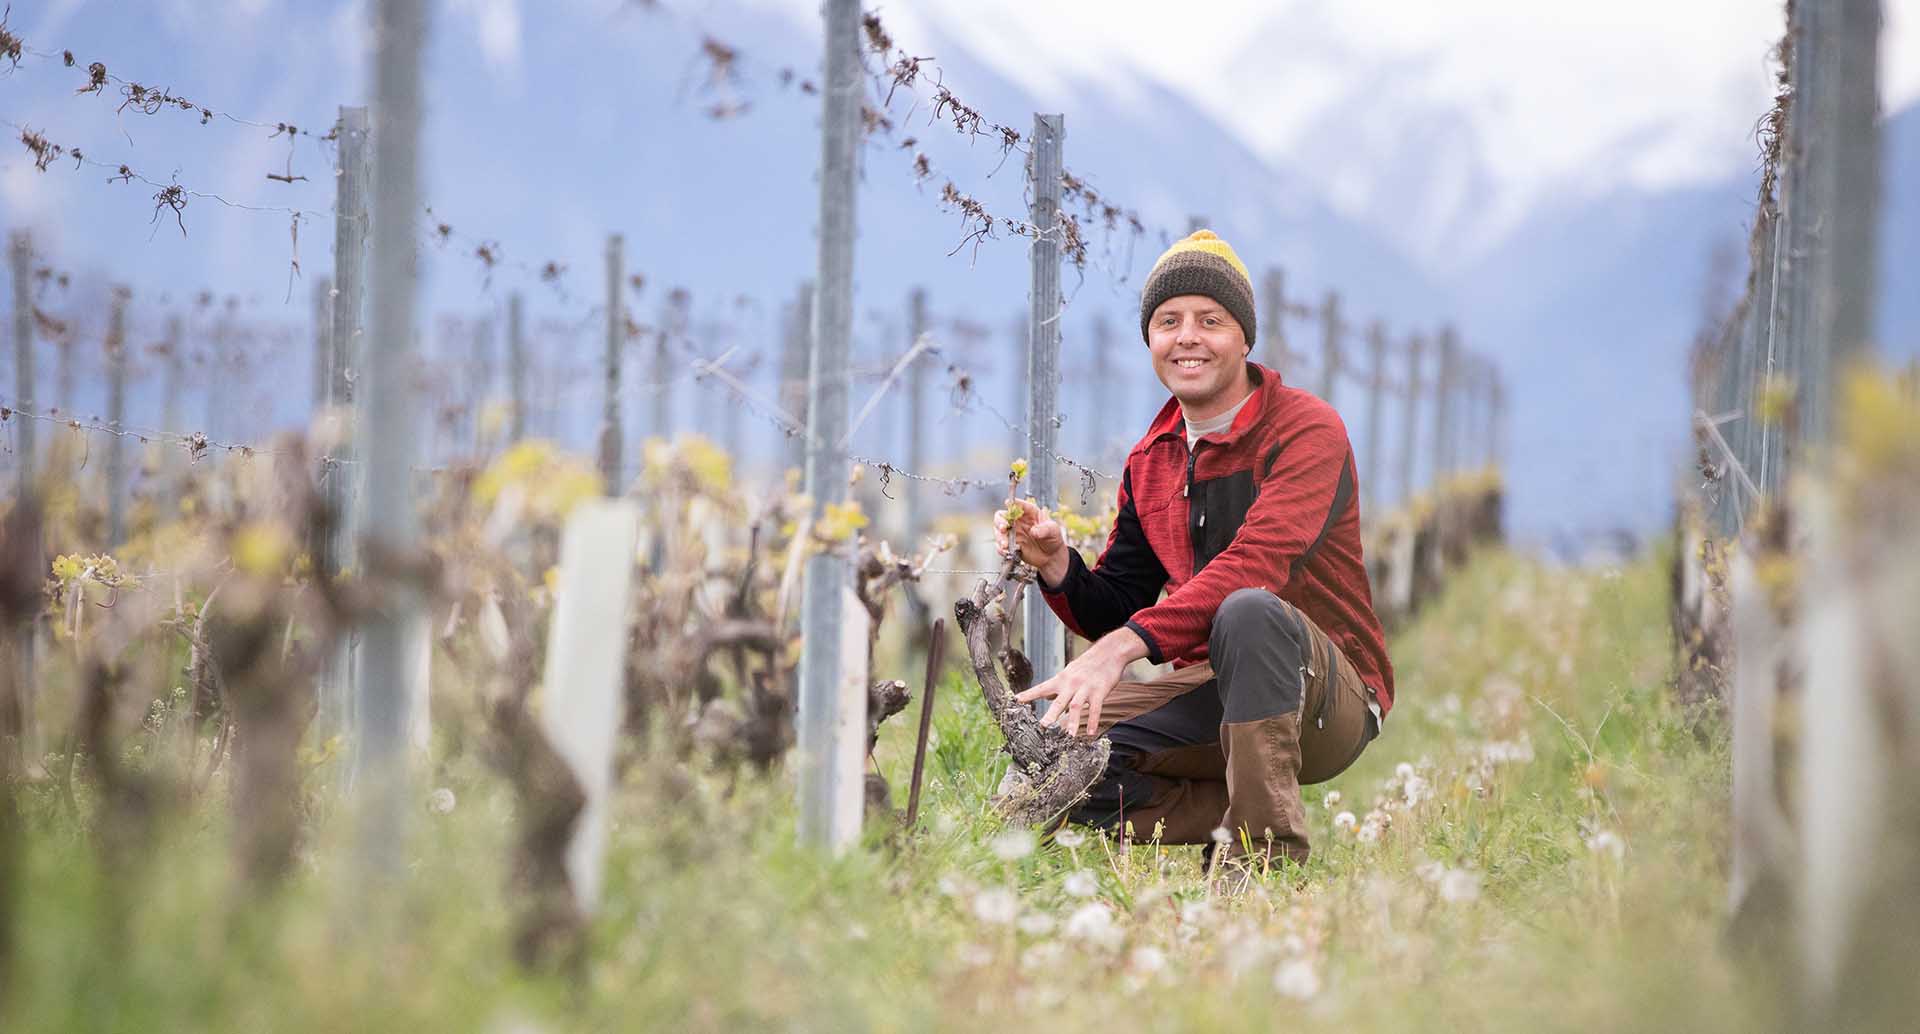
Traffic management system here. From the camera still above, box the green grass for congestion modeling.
[5,547,1773,1032]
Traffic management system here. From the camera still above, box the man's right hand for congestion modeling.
[993,497,1072,589]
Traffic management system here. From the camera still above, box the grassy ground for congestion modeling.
[7,545,1770,1032]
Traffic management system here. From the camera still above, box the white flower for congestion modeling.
[1322,790,1342,808]
[1128,945,1168,975]
[1482,736,1535,766]
[1332,811,1358,832]
[1064,902,1123,950]
[1273,958,1321,1000]
[1401,774,1431,807]
[991,829,1035,861]
[1394,762,1415,781]
[1584,829,1626,860]
[1021,940,1065,968]
[1210,826,1232,845]
[937,873,969,899]
[1438,868,1481,903]
[1179,899,1215,928]
[1357,809,1391,843]
[972,888,1019,925]
[1413,859,1445,884]
[1053,828,1087,849]
[1017,912,1057,936]
[1062,870,1099,898]
[427,788,456,815]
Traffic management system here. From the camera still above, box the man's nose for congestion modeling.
[1174,317,1202,345]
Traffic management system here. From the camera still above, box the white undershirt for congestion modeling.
[1183,391,1254,450]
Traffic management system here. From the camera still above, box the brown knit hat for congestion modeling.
[1138,229,1256,348]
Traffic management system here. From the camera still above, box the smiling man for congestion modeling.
[995,230,1394,878]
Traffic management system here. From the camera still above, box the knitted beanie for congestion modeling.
[1138,229,1256,349]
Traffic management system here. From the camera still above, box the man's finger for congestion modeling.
[1059,690,1086,734]
[1086,693,1103,740]
[1047,699,1074,732]
[1014,678,1057,704]
[1044,690,1075,725]
[1039,697,1065,727]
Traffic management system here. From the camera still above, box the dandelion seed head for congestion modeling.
[1021,940,1066,968]
[1210,826,1232,845]
[1065,902,1123,950]
[426,787,456,815]
[1332,811,1358,832]
[1584,829,1626,860]
[1401,774,1432,807]
[1017,912,1057,936]
[991,829,1035,861]
[1273,958,1322,1000]
[1063,870,1099,898]
[1180,899,1215,927]
[972,887,1019,925]
[1438,868,1481,903]
[1052,828,1087,849]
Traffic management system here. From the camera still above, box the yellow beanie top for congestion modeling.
[1150,229,1252,286]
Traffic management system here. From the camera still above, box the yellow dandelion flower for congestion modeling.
[232,522,292,577]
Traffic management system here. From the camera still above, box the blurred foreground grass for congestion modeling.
[9,546,1771,1032]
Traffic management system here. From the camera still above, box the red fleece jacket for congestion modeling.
[1040,362,1396,715]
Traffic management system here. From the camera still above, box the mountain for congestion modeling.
[2,1,1912,551]
[0,0,1450,497]
[1444,98,1920,542]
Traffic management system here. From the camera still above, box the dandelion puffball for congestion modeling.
[972,888,1019,925]
[991,829,1036,861]
[1273,958,1322,1000]
[1438,868,1481,903]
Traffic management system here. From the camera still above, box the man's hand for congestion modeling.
[1013,627,1150,737]
[993,497,1071,589]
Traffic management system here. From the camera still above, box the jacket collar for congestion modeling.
[1144,361,1280,449]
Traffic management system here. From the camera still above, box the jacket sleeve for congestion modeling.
[1041,466,1168,642]
[1126,417,1354,664]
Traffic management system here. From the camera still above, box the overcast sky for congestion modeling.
[27,0,1913,200]
[731,0,1920,208]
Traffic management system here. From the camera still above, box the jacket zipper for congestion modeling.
[1184,443,1202,576]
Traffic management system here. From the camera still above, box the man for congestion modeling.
[996,229,1393,872]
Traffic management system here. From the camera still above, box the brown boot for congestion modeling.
[1220,710,1310,867]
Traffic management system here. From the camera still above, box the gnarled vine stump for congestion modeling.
[953,560,1108,827]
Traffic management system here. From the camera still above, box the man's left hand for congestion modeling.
[1013,627,1150,738]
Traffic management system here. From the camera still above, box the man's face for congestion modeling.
[1147,294,1250,415]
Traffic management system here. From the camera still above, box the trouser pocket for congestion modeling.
[1298,630,1375,785]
